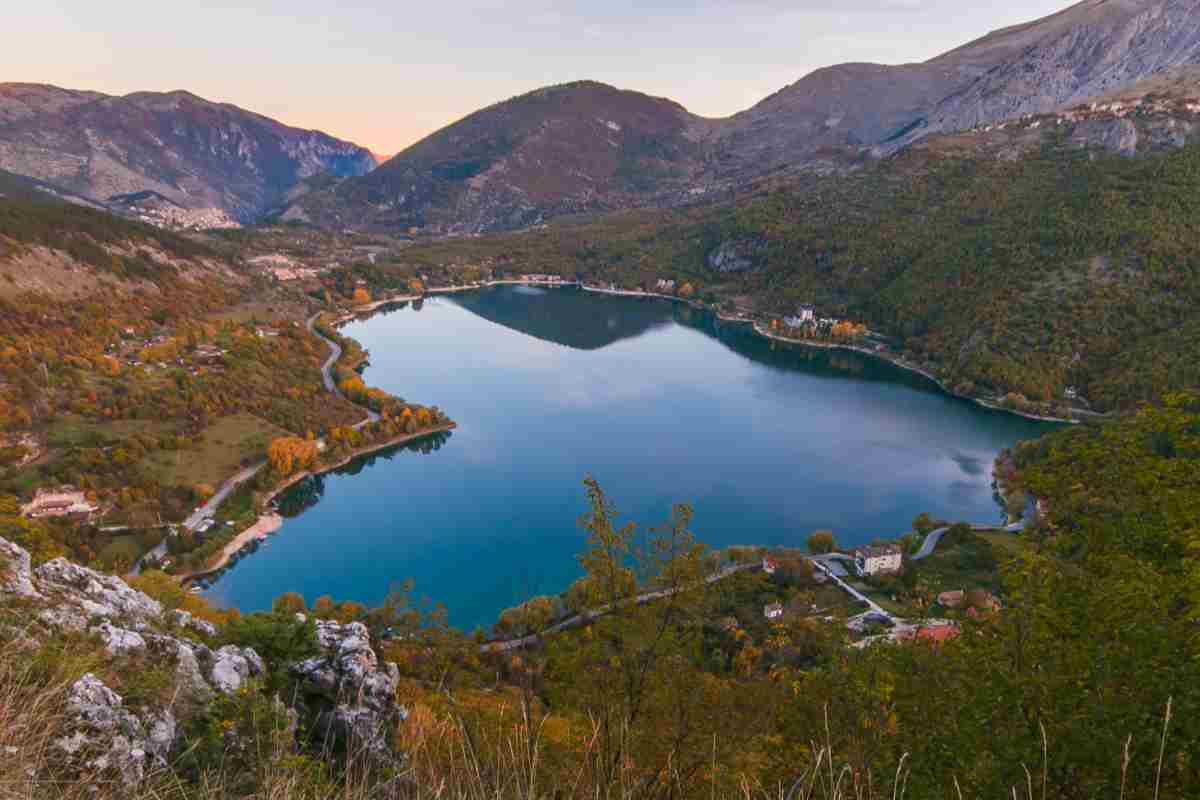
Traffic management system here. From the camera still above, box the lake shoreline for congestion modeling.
[575,284,1088,425]
[179,423,456,583]
[259,422,457,509]
[748,324,1088,425]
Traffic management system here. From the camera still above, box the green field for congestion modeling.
[906,534,1004,598]
[139,413,286,489]
[47,416,176,449]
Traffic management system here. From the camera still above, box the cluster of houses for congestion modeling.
[21,488,98,521]
[248,254,322,282]
[107,332,173,370]
[654,279,676,293]
[123,204,239,232]
[782,304,842,332]
[937,588,1000,617]
[193,344,227,364]
[519,274,570,284]
[104,332,231,378]
[964,94,1200,142]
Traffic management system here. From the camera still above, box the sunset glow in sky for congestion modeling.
[6,1,1074,154]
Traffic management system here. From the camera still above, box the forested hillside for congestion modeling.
[0,191,452,575]
[397,121,1200,413]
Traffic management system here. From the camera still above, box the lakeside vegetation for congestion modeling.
[3,434,1194,798]
[0,191,456,576]
[394,137,1200,416]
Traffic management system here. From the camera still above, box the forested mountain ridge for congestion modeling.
[287,0,1200,234]
[282,80,711,234]
[0,83,377,222]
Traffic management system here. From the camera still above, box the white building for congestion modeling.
[853,544,903,577]
[764,602,784,620]
[21,488,98,519]
[784,305,817,328]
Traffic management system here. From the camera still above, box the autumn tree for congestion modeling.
[312,595,336,619]
[267,437,319,477]
[496,595,559,638]
[271,592,307,615]
[352,287,371,305]
[807,529,838,554]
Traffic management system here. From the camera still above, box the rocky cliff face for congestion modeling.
[288,0,1200,234]
[0,84,376,222]
[920,0,1200,136]
[0,535,406,788]
[721,0,1200,171]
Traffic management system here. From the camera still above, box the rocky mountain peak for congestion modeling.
[0,83,377,221]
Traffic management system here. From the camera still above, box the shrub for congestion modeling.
[222,612,318,691]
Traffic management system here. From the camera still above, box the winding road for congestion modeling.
[910,520,1026,561]
[130,313,382,576]
[480,561,762,653]
[479,518,1033,651]
[306,312,380,428]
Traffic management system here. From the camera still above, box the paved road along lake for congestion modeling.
[204,286,1056,629]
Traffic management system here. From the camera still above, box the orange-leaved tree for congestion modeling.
[267,436,319,476]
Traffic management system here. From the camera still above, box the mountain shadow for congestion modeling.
[448,285,675,351]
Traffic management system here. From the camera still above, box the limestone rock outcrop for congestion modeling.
[291,620,405,758]
[0,535,406,785]
[55,673,176,785]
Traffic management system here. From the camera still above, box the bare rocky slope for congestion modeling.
[288,0,1200,234]
[0,84,377,222]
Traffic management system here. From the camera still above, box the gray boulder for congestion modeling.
[93,622,147,656]
[35,557,163,624]
[171,609,219,639]
[209,644,265,694]
[290,620,405,758]
[0,536,40,598]
[56,674,175,786]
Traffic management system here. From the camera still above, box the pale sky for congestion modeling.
[4,1,1074,154]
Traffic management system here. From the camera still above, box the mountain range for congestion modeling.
[0,84,376,222]
[2,0,1198,232]
[283,0,1200,233]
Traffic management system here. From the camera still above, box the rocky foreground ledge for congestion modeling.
[0,535,406,787]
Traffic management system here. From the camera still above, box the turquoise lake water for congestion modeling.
[204,286,1055,630]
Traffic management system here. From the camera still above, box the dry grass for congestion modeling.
[0,636,1179,800]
